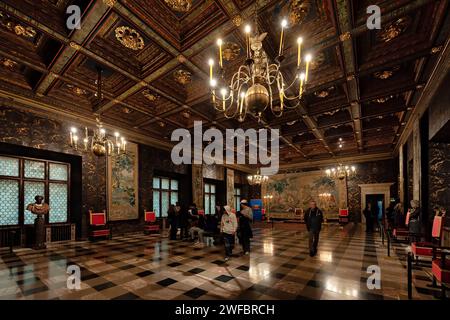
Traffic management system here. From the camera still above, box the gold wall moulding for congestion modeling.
[142,89,160,102]
[173,69,191,85]
[164,0,192,13]
[115,26,145,51]
[1,58,17,69]
[377,17,411,43]
[288,0,312,26]
[222,42,241,61]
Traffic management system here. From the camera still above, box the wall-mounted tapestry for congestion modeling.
[265,171,341,219]
[107,142,139,221]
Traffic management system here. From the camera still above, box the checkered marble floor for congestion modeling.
[0,223,443,300]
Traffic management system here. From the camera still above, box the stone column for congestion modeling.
[226,168,235,208]
[399,144,404,202]
[192,164,203,209]
[413,120,421,203]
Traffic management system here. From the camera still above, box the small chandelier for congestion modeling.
[69,117,127,157]
[319,192,332,201]
[247,169,269,185]
[325,165,356,180]
[207,0,313,122]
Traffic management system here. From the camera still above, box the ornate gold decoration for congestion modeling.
[0,11,37,39]
[232,15,242,27]
[142,89,160,102]
[373,66,400,80]
[288,0,312,26]
[431,46,443,54]
[102,0,116,7]
[339,32,351,42]
[122,107,132,114]
[378,17,411,43]
[164,0,192,13]
[287,120,297,126]
[310,52,325,70]
[69,42,81,50]
[374,95,394,104]
[314,86,335,98]
[222,42,241,61]
[182,111,190,119]
[1,58,17,69]
[173,69,191,85]
[67,84,87,96]
[158,121,166,128]
[177,55,187,63]
[115,26,145,51]
[346,74,355,81]
[324,109,340,116]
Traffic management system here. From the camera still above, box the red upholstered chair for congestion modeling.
[198,209,205,216]
[411,216,443,263]
[431,246,450,298]
[88,210,111,240]
[144,211,160,234]
[339,208,349,225]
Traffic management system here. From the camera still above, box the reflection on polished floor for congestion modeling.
[0,223,441,300]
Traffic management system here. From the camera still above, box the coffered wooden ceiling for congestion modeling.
[0,0,449,169]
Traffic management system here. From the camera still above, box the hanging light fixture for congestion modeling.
[69,117,126,157]
[325,164,356,180]
[207,0,313,122]
[247,168,269,185]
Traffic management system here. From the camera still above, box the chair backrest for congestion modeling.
[89,210,106,226]
[339,208,349,217]
[432,215,443,238]
[198,209,205,216]
[405,210,411,226]
[144,211,156,223]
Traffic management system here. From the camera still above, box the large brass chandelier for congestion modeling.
[325,164,356,180]
[69,117,127,157]
[247,169,269,185]
[208,0,313,122]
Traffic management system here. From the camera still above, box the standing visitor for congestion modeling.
[408,200,421,243]
[168,204,178,240]
[304,200,324,257]
[363,203,374,232]
[178,203,189,240]
[237,199,253,255]
[220,205,238,261]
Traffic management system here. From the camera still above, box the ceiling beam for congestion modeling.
[334,0,363,152]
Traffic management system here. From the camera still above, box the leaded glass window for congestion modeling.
[49,183,68,223]
[0,156,19,177]
[49,163,68,181]
[24,160,45,179]
[152,176,179,218]
[0,179,19,226]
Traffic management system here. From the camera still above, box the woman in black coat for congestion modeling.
[363,203,374,232]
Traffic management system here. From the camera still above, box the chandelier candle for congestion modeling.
[217,39,223,68]
[245,25,251,58]
[305,54,312,82]
[208,59,214,81]
[297,37,303,67]
[299,73,305,95]
[279,19,287,56]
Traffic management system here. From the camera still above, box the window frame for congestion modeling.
[152,176,179,218]
[0,155,70,227]
[204,182,216,215]
[234,187,241,212]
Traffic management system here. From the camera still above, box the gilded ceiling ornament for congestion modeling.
[232,15,242,27]
[373,66,400,80]
[314,86,335,98]
[69,42,81,50]
[142,89,160,102]
[173,69,191,85]
[102,0,116,7]
[339,32,351,42]
[122,107,132,114]
[377,17,411,43]
[1,58,17,69]
[431,46,443,54]
[309,52,325,70]
[164,0,192,13]
[67,84,87,96]
[0,12,37,39]
[115,26,145,51]
[177,55,187,63]
[375,95,394,104]
[346,74,355,81]
[288,0,312,26]
[182,111,190,119]
[158,121,166,128]
[324,109,340,116]
[222,42,241,61]
[286,120,297,126]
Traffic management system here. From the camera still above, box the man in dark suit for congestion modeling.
[304,200,324,257]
